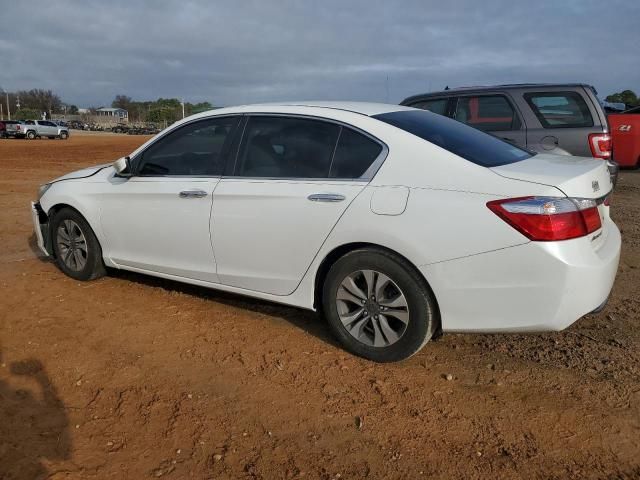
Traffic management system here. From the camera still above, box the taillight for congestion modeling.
[588,133,611,160]
[16,124,21,130]
[487,196,602,241]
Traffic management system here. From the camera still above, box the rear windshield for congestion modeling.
[373,109,533,167]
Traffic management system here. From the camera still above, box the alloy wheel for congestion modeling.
[336,269,410,347]
[56,219,88,271]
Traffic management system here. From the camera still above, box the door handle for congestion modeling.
[307,193,346,203]
[179,189,208,198]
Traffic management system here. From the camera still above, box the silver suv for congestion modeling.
[401,83,612,160]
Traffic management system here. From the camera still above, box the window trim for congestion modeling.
[227,113,388,182]
[451,93,523,131]
[130,115,241,177]
[524,91,594,129]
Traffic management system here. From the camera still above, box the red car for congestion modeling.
[609,106,640,168]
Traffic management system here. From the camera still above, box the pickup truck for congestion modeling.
[609,106,640,168]
[5,120,70,140]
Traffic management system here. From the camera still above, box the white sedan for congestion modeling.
[31,102,621,362]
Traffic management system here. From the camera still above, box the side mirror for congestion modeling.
[113,156,132,177]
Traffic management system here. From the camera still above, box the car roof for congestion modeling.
[196,101,413,118]
[402,83,594,102]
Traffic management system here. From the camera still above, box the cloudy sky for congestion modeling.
[0,0,638,108]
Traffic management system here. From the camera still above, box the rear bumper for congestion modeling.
[421,218,621,333]
[31,202,50,257]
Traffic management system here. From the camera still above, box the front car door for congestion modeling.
[99,116,240,282]
[37,121,54,136]
[211,115,386,295]
[451,93,527,148]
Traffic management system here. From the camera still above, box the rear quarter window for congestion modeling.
[410,98,449,116]
[524,91,594,128]
[374,109,532,167]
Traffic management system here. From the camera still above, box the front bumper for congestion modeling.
[421,218,621,333]
[31,202,50,256]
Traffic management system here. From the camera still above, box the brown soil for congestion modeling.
[1,135,639,479]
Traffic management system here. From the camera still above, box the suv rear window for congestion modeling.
[524,91,594,128]
[373,109,533,167]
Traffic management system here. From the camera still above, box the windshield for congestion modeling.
[373,109,533,167]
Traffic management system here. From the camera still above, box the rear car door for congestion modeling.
[99,116,240,282]
[211,115,385,295]
[452,94,527,147]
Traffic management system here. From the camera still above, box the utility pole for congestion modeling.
[2,89,10,120]
[181,99,185,119]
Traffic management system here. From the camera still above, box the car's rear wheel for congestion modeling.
[51,208,106,281]
[322,248,438,362]
[26,131,36,140]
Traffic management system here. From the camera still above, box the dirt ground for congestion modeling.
[0,134,639,480]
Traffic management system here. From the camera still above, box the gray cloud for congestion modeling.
[0,0,638,107]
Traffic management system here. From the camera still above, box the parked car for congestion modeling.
[0,120,20,138]
[111,125,130,134]
[401,84,618,183]
[6,120,70,139]
[31,102,620,362]
[608,105,640,168]
[69,120,88,130]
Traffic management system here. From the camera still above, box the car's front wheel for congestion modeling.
[51,208,106,281]
[322,248,439,362]
[59,131,69,140]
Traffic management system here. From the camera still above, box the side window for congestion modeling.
[524,91,594,128]
[454,95,520,131]
[236,116,340,178]
[411,98,449,116]
[329,128,382,178]
[136,117,238,176]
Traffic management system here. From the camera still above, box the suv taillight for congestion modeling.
[487,196,601,241]
[16,124,21,130]
[588,133,612,160]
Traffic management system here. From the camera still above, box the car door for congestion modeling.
[99,116,240,282]
[211,115,385,295]
[37,121,52,136]
[452,94,527,148]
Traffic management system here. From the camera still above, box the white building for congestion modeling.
[96,107,128,122]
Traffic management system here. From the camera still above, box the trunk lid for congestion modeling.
[490,153,613,199]
[491,154,612,249]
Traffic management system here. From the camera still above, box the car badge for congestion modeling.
[592,180,600,192]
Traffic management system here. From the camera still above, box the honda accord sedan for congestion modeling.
[31,102,621,362]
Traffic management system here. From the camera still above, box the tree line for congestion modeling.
[0,88,215,122]
[605,90,639,108]
[0,89,74,120]
[110,95,214,123]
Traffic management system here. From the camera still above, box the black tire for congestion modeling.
[26,130,36,140]
[322,248,439,362]
[60,131,69,140]
[51,208,106,281]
